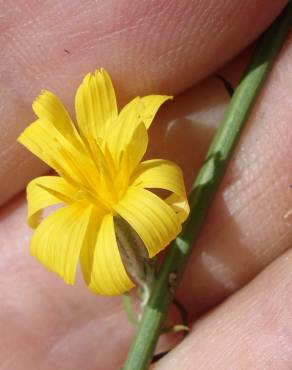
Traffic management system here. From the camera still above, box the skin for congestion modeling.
[0,1,291,369]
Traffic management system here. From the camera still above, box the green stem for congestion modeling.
[123,3,292,369]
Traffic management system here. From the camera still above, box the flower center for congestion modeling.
[79,141,130,211]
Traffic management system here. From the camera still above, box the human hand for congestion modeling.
[1,1,291,369]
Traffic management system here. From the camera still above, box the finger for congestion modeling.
[0,0,286,204]
[154,249,292,369]
[177,30,292,318]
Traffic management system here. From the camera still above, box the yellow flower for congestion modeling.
[18,69,189,296]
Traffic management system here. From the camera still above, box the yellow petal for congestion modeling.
[78,208,101,288]
[32,90,83,150]
[18,90,97,183]
[165,193,190,223]
[27,176,77,228]
[123,122,149,172]
[18,119,100,192]
[106,94,170,168]
[30,202,93,285]
[75,69,118,140]
[139,95,172,129]
[114,187,181,258]
[132,159,186,198]
[81,213,134,295]
[106,98,146,162]
[18,119,61,170]
[115,96,141,130]
[131,159,189,222]
[110,122,148,179]
[116,95,171,130]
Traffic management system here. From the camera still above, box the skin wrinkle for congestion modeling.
[223,168,289,220]
[0,0,288,90]
[78,2,168,51]
[200,251,238,291]
[44,310,134,370]
[267,232,292,270]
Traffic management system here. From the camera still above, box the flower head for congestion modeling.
[18,69,189,296]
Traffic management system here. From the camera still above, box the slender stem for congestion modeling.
[123,3,292,369]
